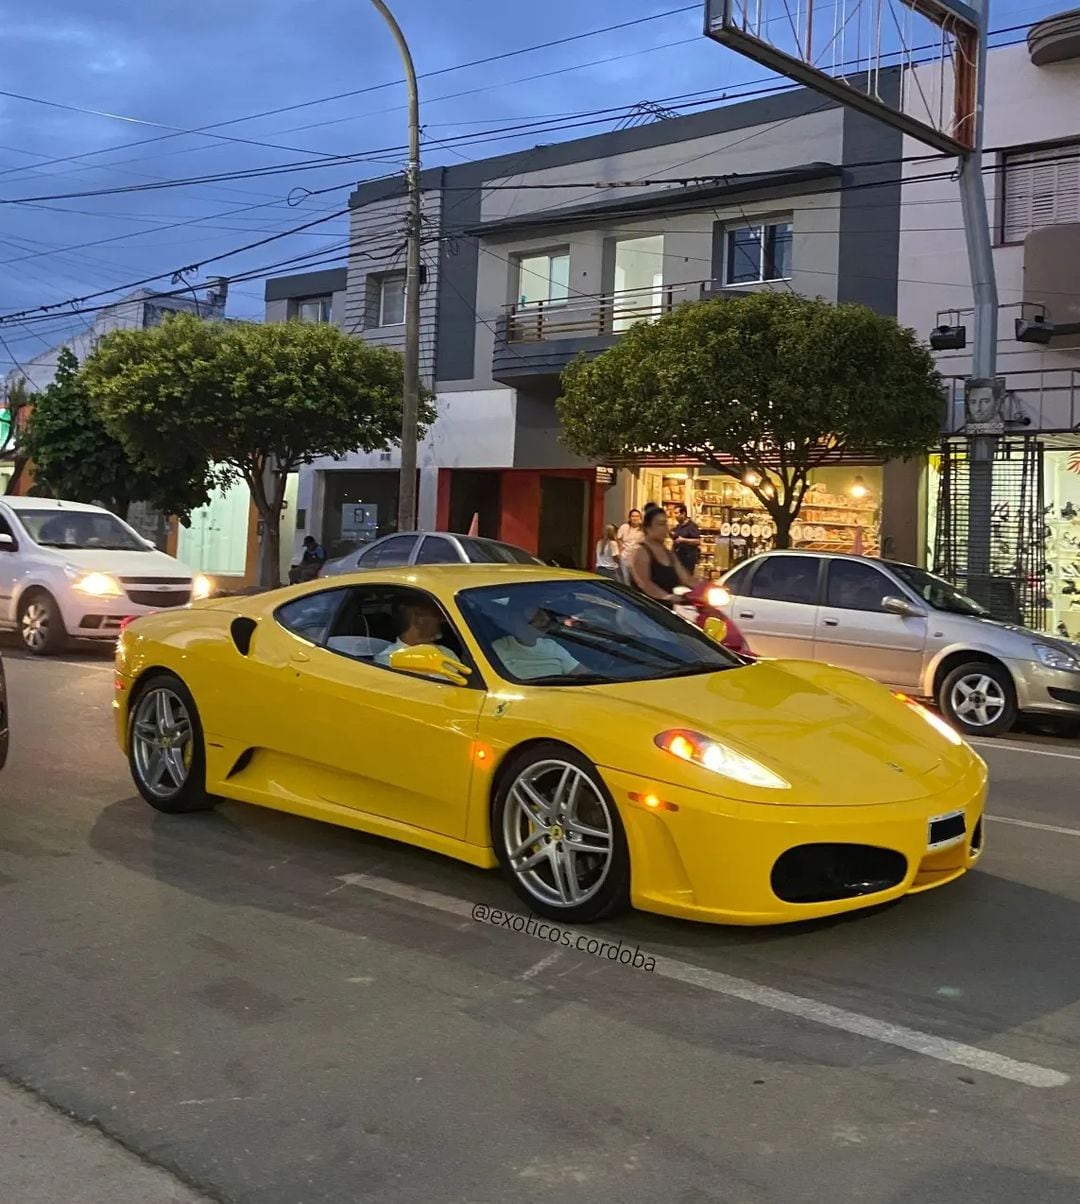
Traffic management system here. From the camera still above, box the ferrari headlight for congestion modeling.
[655,729,789,790]
[1033,643,1080,672]
[71,571,123,597]
[705,586,731,609]
[192,573,214,601]
[893,693,964,746]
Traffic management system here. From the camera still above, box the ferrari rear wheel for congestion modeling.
[128,673,216,813]
[493,744,630,924]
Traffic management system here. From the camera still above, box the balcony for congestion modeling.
[492,280,716,385]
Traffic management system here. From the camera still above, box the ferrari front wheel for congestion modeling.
[493,745,630,924]
[128,673,216,813]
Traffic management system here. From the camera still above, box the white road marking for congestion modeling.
[518,951,563,981]
[970,739,1080,763]
[988,815,1080,838]
[338,873,1068,1089]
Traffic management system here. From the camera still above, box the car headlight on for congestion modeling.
[1033,643,1080,672]
[655,729,790,789]
[705,585,732,609]
[71,571,123,598]
[191,574,214,601]
[892,693,964,746]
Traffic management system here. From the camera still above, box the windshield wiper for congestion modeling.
[519,673,614,685]
[35,540,80,548]
[649,662,731,679]
[543,615,684,667]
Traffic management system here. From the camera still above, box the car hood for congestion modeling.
[588,659,967,806]
[969,616,1080,659]
[53,547,192,579]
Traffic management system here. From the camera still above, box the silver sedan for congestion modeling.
[321,531,541,576]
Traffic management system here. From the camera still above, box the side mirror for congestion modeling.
[387,644,472,685]
[882,595,926,619]
[0,533,14,550]
[703,616,729,644]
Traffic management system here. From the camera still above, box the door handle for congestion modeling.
[823,618,839,627]
[738,611,754,619]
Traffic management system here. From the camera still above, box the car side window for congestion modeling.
[749,556,820,605]
[324,584,477,682]
[275,590,343,645]
[0,512,17,551]
[825,561,893,612]
[364,535,418,567]
[415,536,459,565]
[723,561,755,596]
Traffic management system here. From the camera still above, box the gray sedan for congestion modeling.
[720,550,1080,736]
[321,531,541,576]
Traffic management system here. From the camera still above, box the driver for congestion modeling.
[491,605,582,681]
[376,599,457,667]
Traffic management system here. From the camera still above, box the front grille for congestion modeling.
[125,589,191,608]
[771,843,908,904]
[928,811,966,848]
[118,576,190,585]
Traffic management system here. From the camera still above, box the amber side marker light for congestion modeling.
[628,791,679,813]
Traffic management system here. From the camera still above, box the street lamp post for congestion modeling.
[369,0,421,535]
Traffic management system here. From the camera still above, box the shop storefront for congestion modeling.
[623,463,885,579]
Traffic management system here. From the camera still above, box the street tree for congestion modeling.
[83,312,431,586]
[2,377,32,494]
[19,348,209,519]
[558,292,945,547]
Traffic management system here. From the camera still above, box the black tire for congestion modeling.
[938,660,1018,737]
[127,672,217,813]
[18,590,67,656]
[492,742,630,924]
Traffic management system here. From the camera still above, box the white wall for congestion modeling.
[897,43,1080,430]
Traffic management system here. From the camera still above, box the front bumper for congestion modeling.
[601,762,987,925]
[1010,657,1080,718]
[57,586,191,640]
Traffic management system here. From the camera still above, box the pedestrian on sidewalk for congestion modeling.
[288,535,326,584]
[595,524,620,579]
[616,509,644,583]
[672,504,702,575]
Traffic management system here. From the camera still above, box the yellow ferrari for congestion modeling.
[113,565,986,926]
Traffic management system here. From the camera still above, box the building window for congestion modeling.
[379,274,406,326]
[295,296,331,323]
[1001,143,1080,243]
[516,251,570,307]
[725,221,793,285]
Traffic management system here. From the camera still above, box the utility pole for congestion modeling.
[957,0,1000,606]
[369,0,421,534]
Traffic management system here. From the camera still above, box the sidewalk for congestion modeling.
[0,1079,212,1203]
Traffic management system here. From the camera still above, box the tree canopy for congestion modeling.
[558,292,945,545]
[82,312,432,584]
[19,348,208,519]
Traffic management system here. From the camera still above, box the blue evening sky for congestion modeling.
[0,0,1055,372]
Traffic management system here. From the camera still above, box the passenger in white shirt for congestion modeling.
[491,607,582,681]
[377,599,457,667]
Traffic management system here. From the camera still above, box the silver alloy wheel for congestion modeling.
[20,600,51,652]
[503,759,614,909]
[949,672,1007,729]
[131,687,194,800]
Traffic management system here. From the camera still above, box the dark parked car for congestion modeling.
[321,532,542,577]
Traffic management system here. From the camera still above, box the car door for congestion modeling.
[0,509,20,623]
[815,559,927,689]
[727,554,823,659]
[271,582,484,840]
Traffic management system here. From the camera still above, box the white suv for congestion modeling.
[0,498,212,655]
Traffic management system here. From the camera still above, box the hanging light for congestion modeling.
[849,475,869,499]
[743,470,762,487]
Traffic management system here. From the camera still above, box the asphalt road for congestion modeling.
[2,638,1079,1204]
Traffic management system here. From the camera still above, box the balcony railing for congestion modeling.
[504,281,711,343]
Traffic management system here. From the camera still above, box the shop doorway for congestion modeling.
[448,470,501,537]
[321,470,405,559]
[933,435,1045,628]
[538,476,587,568]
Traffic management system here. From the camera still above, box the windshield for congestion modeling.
[16,508,148,552]
[460,538,538,565]
[457,579,739,685]
[887,562,990,617]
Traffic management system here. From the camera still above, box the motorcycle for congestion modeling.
[672,582,754,659]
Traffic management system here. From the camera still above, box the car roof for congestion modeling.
[1,497,114,514]
[293,563,589,592]
[740,549,914,569]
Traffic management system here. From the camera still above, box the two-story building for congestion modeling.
[271,76,922,570]
[897,10,1080,635]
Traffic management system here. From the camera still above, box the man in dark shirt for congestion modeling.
[289,535,326,584]
[672,505,701,574]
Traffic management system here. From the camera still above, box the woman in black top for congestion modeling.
[629,504,695,605]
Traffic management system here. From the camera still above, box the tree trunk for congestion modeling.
[772,508,794,549]
[259,507,281,590]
